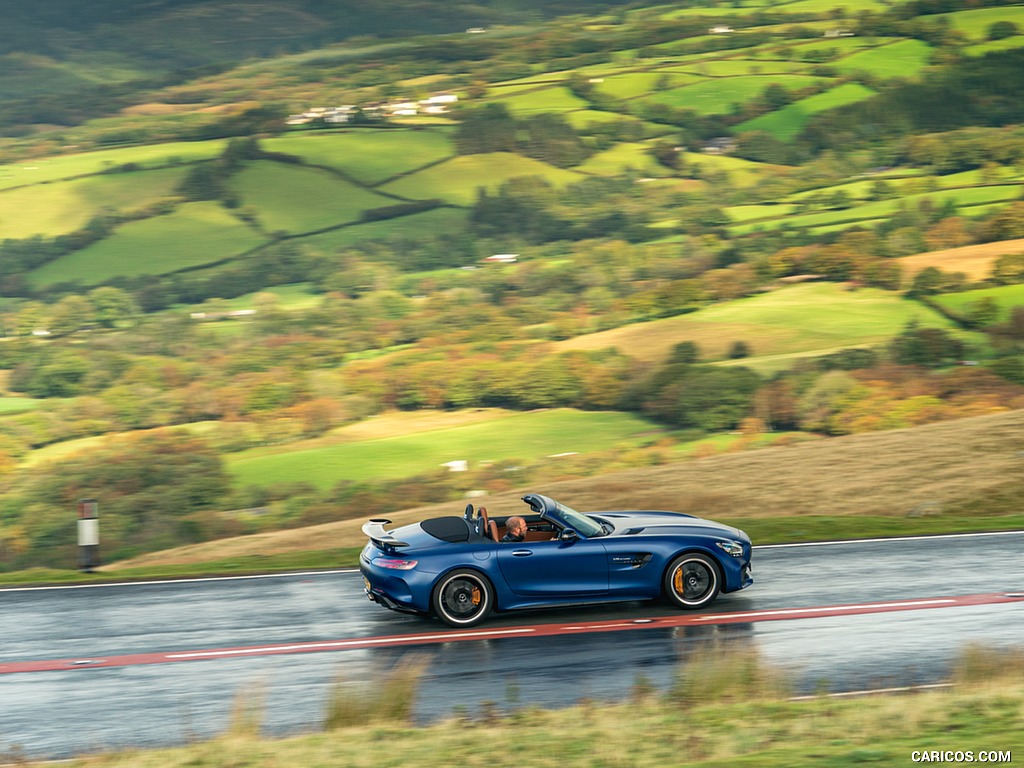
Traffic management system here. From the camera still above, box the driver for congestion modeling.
[501,516,527,543]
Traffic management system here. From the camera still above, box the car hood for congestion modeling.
[599,511,748,541]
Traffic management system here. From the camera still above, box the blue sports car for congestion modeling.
[360,493,753,627]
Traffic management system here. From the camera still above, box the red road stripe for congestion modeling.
[3,592,1022,676]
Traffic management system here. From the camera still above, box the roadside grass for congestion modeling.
[378,152,585,205]
[41,645,1024,768]
[261,129,455,185]
[554,282,967,364]
[26,202,266,288]
[228,161,396,232]
[0,165,187,240]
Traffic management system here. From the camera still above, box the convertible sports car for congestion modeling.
[360,493,753,627]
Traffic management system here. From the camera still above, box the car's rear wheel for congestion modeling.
[664,552,720,609]
[432,569,493,627]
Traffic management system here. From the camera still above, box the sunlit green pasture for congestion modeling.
[781,36,892,59]
[938,6,1024,39]
[229,161,397,232]
[262,129,454,185]
[574,142,672,177]
[26,202,266,288]
[379,152,585,205]
[297,208,469,251]
[964,34,1024,57]
[593,71,702,100]
[735,82,876,140]
[731,184,1021,234]
[832,39,933,78]
[555,282,966,364]
[563,110,670,137]
[227,408,666,489]
[0,166,186,239]
[0,140,226,192]
[725,203,798,223]
[932,284,1024,322]
[773,0,889,13]
[671,59,810,76]
[485,85,591,116]
[680,151,790,187]
[647,75,827,114]
[0,396,40,414]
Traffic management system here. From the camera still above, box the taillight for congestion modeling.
[376,557,418,570]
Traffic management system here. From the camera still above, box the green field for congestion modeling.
[647,75,827,114]
[555,282,970,364]
[731,184,1022,234]
[680,151,789,187]
[735,82,876,141]
[0,166,187,239]
[379,152,585,205]
[0,140,226,192]
[833,39,933,78]
[593,71,703,100]
[485,85,591,116]
[938,6,1024,39]
[229,161,398,232]
[932,284,1024,322]
[671,59,810,77]
[227,408,665,489]
[262,129,454,185]
[574,141,673,177]
[297,207,469,250]
[27,202,266,288]
[964,34,1024,57]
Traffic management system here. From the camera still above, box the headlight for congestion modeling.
[715,540,744,557]
[375,557,418,570]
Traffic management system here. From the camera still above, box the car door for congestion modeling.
[496,537,609,598]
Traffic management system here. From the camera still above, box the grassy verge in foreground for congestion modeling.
[3,513,1023,586]
[39,645,1024,768]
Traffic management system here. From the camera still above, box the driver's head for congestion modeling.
[507,516,526,536]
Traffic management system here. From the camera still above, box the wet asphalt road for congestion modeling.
[1,531,1023,759]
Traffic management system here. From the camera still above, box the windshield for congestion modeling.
[553,501,605,538]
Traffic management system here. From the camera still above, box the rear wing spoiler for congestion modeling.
[361,518,410,551]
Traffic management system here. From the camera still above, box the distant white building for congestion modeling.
[709,25,734,34]
[483,254,518,264]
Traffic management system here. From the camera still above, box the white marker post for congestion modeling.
[78,499,99,572]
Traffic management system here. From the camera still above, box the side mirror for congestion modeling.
[559,528,578,542]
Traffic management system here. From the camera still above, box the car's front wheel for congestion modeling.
[432,569,493,627]
[663,552,720,609]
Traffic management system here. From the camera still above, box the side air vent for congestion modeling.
[623,527,646,535]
